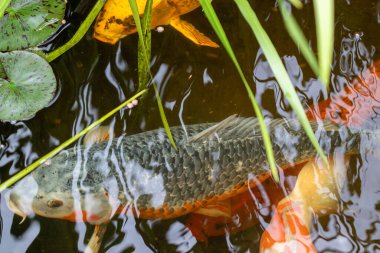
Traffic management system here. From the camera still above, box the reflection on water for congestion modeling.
[1,0,380,252]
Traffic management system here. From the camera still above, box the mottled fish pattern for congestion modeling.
[7,116,373,224]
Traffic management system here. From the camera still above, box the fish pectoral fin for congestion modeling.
[169,17,219,48]
[193,199,232,218]
[84,189,120,224]
[84,126,111,146]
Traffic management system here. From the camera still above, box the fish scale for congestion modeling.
[7,117,370,224]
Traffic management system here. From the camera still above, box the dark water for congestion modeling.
[1,0,380,252]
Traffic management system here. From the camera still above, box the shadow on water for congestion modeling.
[1,0,380,252]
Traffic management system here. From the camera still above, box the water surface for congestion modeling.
[1,0,380,252]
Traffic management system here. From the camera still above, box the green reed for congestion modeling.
[128,0,177,150]
[199,0,336,180]
[0,0,11,18]
[314,0,334,88]
[278,0,319,77]
[46,0,106,62]
[0,89,148,192]
[198,0,279,181]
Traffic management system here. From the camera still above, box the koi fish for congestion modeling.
[6,114,374,224]
[186,59,380,244]
[93,0,219,47]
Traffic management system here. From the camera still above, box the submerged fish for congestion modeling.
[93,0,219,47]
[5,116,372,225]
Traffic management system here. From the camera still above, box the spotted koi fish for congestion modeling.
[93,0,219,47]
[6,115,372,227]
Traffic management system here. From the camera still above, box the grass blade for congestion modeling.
[153,84,177,149]
[128,0,149,64]
[288,0,303,9]
[0,0,11,19]
[46,0,106,62]
[278,0,319,77]
[234,0,328,166]
[0,89,148,192]
[138,0,153,91]
[314,0,334,89]
[199,0,279,181]
[129,0,177,150]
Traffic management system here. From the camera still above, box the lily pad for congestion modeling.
[0,51,56,120]
[0,0,66,51]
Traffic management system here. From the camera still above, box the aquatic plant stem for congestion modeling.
[45,0,107,62]
[0,0,11,19]
[0,89,147,192]
[278,0,319,77]
[234,0,328,166]
[138,0,153,92]
[314,0,334,89]
[198,0,279,181]
[129,0,177,150]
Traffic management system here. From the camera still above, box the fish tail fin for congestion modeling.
[169,17,219,48]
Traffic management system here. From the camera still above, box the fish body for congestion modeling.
[7,116,367,224]
[93,0,219,47]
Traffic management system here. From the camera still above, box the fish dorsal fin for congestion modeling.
[188,114,240,142]
[193,199,231,218]
[169,17,219,48]
[84,126,111,146]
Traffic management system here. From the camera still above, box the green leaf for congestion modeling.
[314,0,334,89]
[128,0,148,62]
[46,0,106,62]
[288,0,303,9]
[0,51,56,120]
[153,84,177,150]
[0,0,11,19]
[278,0,319,77]
[0,0,66,51]
[199,0,279,181]
[234,0,328,166]
[138,0,153,92]
[129,0,177,150]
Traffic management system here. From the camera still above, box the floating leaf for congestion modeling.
[0,51,57,120]
[0,0,66,51]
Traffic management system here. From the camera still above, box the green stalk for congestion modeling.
[314,0,334,89]
[278,0,319,77]
[288,0,303,9]
[128,0,149,65]
[0,89,147,192]
[129,0,177,150]
[0,0,11,19]
[138,0,153,91]
[46,0,107,62]
[199,0,279,181]
[234,0,328,166]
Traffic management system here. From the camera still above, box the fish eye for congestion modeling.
[47,199,63,208]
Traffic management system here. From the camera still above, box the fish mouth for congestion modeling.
[5,191,28,224]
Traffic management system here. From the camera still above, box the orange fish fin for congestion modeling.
[193,199,231,218]
[84,126,111,146]
[169,17,219,48]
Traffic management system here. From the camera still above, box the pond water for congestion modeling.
[1,0,380,252]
